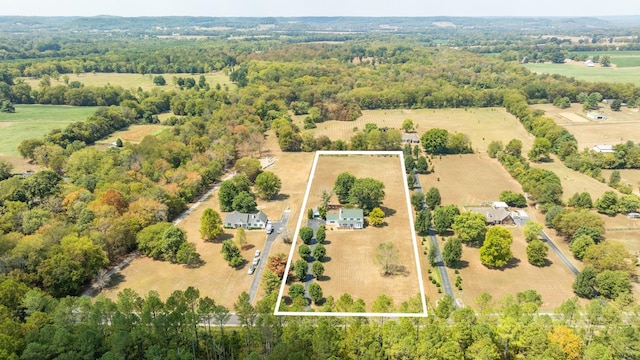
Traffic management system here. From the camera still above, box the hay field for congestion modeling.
[101,133,314,307]
[533,103,640,149]
[20,72,233,92]
[523,63,640,86]
[421,153,523,207]
[297,108,535,153]
[286,154,420,311]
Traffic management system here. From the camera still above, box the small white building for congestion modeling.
[587,112,606,120]
[585,60,595,67]
[593,144,614,153]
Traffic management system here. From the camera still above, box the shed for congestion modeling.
[587,112,606,120]
[401,133,420,144]
[592,144,614,153]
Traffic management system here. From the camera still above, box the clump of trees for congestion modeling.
[421,128,473,155]
[479,226,513,268]
[333,172,385,214]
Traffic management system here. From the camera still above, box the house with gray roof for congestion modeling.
[326,208,364,229]
[224,210,269,229]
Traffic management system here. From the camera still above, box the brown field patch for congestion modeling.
[286,154,420,311]
[295,108,535,153]
[97,124,170,145]
[101,133,315,306]
[534,103,640,149]
[420,153,523,207]
[601,169,640,196]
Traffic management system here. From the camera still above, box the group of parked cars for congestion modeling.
[248,249,260,275]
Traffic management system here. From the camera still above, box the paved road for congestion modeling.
[412,171,457,304]
[540,231,579,275]
[248,210,291,303]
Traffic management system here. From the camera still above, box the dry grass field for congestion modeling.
[454,228,580,310]
[295,108,535,153]
[533,103,640,149]
[20,72,233,92]
[602,169,640,196]
[101,132,314,307]
[422,153,523,207]
[95,124,170,146]
[419,154,581,310]
[285,154,420,311]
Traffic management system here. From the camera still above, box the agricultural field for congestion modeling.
[419,154,580,310]
[533,103,640,149]
[101,133,314,307]
[94,124,170,147]
[0,104,97,170]
[19,71,233,92]
[295,108,535,154]
[283,154,421,311]
[523,62,640,86]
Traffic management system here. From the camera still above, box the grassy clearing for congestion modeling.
[300,108,535,154]
[0,104,97,158]
[20,72,233,92]
[523,63,640,85]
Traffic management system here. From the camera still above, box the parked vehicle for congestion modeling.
[248,266,255,275]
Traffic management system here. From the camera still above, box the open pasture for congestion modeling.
[533,103,640,149]
[20,71,233,92]
[100,133,314,307]
[283,154,421,311]
[523,62,640,86]
[601,169,640,196]
[0,104,97,157]
[298,108,535,154]
[95,124,170,146]
[421,153,523,207]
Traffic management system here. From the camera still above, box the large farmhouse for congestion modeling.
[468,202,514,225]
[326,208,364,229]
[224,210,269,229]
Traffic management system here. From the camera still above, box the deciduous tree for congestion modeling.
[313,244,326,261]
[415,208,431,235]
[480,226,513,268]
[595,270,631,299]
[416,156,428,173]
[526,239,548,266]
[235,157,262,182]
[583,241,637,273]
[312,261,325,279]
[234,227,247,249]
[573,266,597,298]
[375,242,400,276]
[309,283,323,305]
[299,226,313,244]
[421,128,449,155]
[200,208,223,241]
[299,244,311,261]
[433,205,460,234]
[452,211,487,245]
[293,259,308,281]
[442,237,462,267]
[231,191,257,213]
[368,207,385,227]
[349,177,385,213]
[569,235,595,260]
[289,284,305,299]
[254,171,282,200]
[424,187,441,209]
[523,221,543,242]
[334,172,356,204]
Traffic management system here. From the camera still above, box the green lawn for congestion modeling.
[0,104,97,157]
[523,63,640,86]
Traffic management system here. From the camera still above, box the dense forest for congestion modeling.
[1,16,640,359]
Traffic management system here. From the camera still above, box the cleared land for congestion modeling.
[602,169,640,196]
[287,155,420,310]
[101,133,314,307]
[523,62,640,86]
[95,124,170,147]
[20,72,233,92]
[296,108,535,153]
[534,103,640,149]
[419,154,579,310]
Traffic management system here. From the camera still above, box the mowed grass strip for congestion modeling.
[0,104,97,157]
[20,72,233,92]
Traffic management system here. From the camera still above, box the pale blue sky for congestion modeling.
[1,0,639,17]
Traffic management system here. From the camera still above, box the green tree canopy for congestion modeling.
[231,191,257,213]
[200,208,223,241]
[421,128,449,155]
[479,226,513,268]
[452,211,487,245]
[424,187,441,209]
[254,171,282,200]
[442,237,462,267]
[348,177,385,213]
[334,172,356,204]
[526,239,548,266]
[433,205,460,235]
[235,157,262,182]
[368,207,385,227]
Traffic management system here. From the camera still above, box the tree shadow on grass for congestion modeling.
[105,273,125,289]
[272,193,290,201]
[380,206,396,217]
[320,256,332,263]
[210,233,234,243]
[449,260,469,270]
[318,275,331,281]
[241,244,255,251]
[499,257,521,270]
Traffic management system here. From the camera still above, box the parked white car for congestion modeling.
[255,249,261,258]
[248,266,255,275]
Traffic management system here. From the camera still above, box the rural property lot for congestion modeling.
[295,108,535,154]
[281,153,422,312]
[533,103,640,149]
[420,154,579,310]
[101,133,314,307]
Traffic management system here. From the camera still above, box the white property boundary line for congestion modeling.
[274,150,428,317]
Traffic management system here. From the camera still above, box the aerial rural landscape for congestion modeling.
[2,7,640,359]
